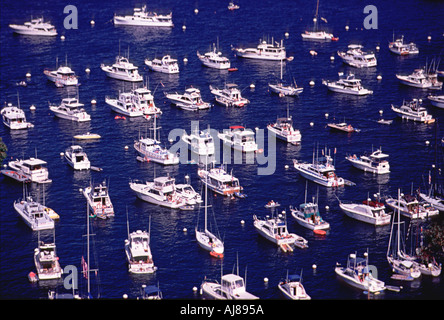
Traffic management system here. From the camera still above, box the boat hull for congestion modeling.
[9,25,57,36]
[113,16,173,27]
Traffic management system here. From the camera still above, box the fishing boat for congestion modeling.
[322,72,373,95]
[13,196,54,231]
[197,44,231,70]
[301,0,336,41]
[49,97,91,122]
[34,232,62,280]
[83,181,114,219]
[335,251,386,293]
[182,128,215,156]
[7,158,51,183]
[165,87,211,111]
[197,164,242,196]
[253,211,308,250]
[145,55,179,74]
[337,45,377,68]
[327,122,360,133]
[9,17,57,36]
[391,99,435,123]
[114,5,173,27]
[389,36,419,55]
[1,105,34,130]
[268,59,303,96]
[134,116,179,165]
[385,192,439,219]
[428,95,444,109]
[44,59,78,87]
[131,86,162,116]
[201,273,258,300]
[278,271,311,300]
[195,161,224,258]
[101,54,143,82]
[396,68,443,90]
[345,148,390,174]
[64,145,91,170]
[290,188,330,231]
[105,91,144,117]
[218,125,258,153]
[387,190,422,280]
[233,38,286,61]
[73,132,101,140]
[129,176,187,209]
[140,284,163,300]
[209,83,249,107]
[338,195,391,226]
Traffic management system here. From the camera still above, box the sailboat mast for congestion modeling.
[397,189,401,257]
[204,155,208,232]
[87,203,91,296]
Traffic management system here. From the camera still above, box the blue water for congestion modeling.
[1,0,444,300]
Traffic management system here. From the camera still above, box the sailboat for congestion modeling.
[386,189,421,281]
[195,158,224,258]
[268,59,303,96]
[301,0,337,41]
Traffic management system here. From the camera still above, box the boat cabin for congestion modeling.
[153,176,175,193]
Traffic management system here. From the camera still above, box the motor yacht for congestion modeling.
[9,17,57,36]
[385,192,439,219]
[64,145,90,170]
[345,148,390,174]
[49,97,91,122]
[278,272,311,300]
[267,116,301,145]
[391,99,435,123]
[197,164,242,196]
[201,273,258,300]
[338,196,391,226]
[34,239,62,280]
[13,196,54,231]
[114,5,173,27]
[322,72,373,95]
[101,55,143,82]
[337,45,377,68]
[105,91,144,117]
[428,95,444,109]
[44,63,78,87]
[125,230,157,274]
[396,68,442,90]
[182,128,215,156]
[1,105,34,130]
[145,55,179,74]
[197,44,231,69]
[290,200,330,231]
[165,87,211,111]
[7,157,51,183]
[218,125,258,153]
[233,38,286,61]
[389,36,419,55]
[131,86,162,116]
[83,182,114,219]
[209,83,249,107]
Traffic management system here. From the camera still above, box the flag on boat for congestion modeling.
[81,256,88,279]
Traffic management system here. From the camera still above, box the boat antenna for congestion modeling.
[126,206,130,239]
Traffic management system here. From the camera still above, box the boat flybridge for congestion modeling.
[218,125,258,153]
[345,148,390,174]
[9,17,57,36]
[7,157,51,183]
[105,91,144,117]
[322,72,373,95]
[267,116,302,145]
[114,5,173,27]
[197,44,231,70]
[101,54,143,82]
[232,38,286,61]
[44,57,78,87]
[197,164,242,197]
[337,44,377,68]
[1,103,34,130]
[391,98,435,123]
[209,83,249,107]
[83,181,114,219]
[49,97,91,122]
[131,86,162,116]
[125,228,157,274]
[34,232,62,280]
[145,55,179,74]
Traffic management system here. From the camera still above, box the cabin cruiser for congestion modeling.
[233,38,286,61]
[218,125,258,153]
[253,212,308,250]
[385,193,439,219]
[7,158,51,183]
[327,122,360,133]
[114,5,173,27]
[44,65,78,87]
[198,165,242,196]
[267,116,301,145]
[201,273,258,300]
[278,273,311,300]
[165,87,211,111]
[145,55,179,74]
[345,148,390,174]
[125,230,157,274]
[129,176,187,209]
[101,55,143,82]
[182,129,215,156]
[1,105,34,130]
[105,91,144,117]
[290,200,330,231]
[335,251,386,293]
[9,17,57,36]
[389,36,419,55]
[396,68,443,90]
[175,180,202,205]
[64,145,90,170]
[197,45,231,69]
[391,99,435,123]
[337,45,377,68]
[34,240,62,280]
[322,72,373,95]
[131,87,162,116]
[49,97,91,122]
[83,182,114,219]
[13,196,54,231]
[338,196,391,226]
[428,95,444,109]
[209,83,249,107]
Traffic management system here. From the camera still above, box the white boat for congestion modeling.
[105,91,144,117]
[293,150,346,187]
[129,176,187,209]
[301,0,337,41]
[345,148,390,174]
[253,212,308,250]
[101,55,143,82]
[338,196,391,226]
[34,234,62,280]
[140,284,162,300]
[197,44,231,70]
[165,87,211,111]
[175,176,202,205]
[7,158,51,183]
[385,192,439,219]
[9,17,57,36]
[13,196,54,231]
[233,38,286,61]
[145,55,179,74]
[267,115,302,145]
[64,145,91,170]
[335,251,386,293]
[396,68,443,90]
[428,95,444,109]
[197,164,241,196]
[391,99,435,123]
[218,125,258,153]
[337,45,377,68]
[182,128,215,156]
[114,5,173,27]
[1,105,34,130]
[73,132,101,140]
[327,122,360,133]
[268,59,303,96]
[83,182,114,219]
[322,72,373,95]
[131,86,162,116]
[44,61,78,87]
[49,97,91,122]
[134,116,179,165]
[278,272,311,300]
[201,273,258,300]
[389,36,419,55]
[228,2,240,10]
[125,225,157,274]
[209,83,249,107]
[290,190,330,231]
